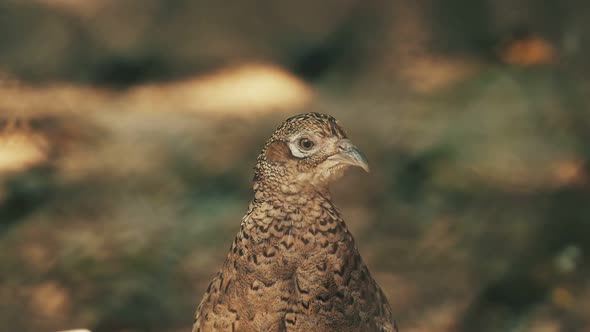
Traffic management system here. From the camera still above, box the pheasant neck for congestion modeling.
[252,179,332,205]
[245,182,351,244]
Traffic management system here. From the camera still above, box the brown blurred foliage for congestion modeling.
[1,1,590,332]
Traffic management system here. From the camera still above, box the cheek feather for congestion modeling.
[265,141,292,163]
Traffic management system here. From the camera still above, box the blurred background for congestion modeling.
[1,0,589,331]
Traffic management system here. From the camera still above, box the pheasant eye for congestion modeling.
[298,137,315,150]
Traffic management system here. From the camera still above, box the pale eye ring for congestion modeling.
[298,137,315,150]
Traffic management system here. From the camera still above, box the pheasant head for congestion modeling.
[254,113,368,197]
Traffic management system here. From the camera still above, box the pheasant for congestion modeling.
[193,113,397,332]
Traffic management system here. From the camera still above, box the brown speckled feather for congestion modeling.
[193,113,397,332]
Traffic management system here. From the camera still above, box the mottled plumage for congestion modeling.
[193,113,397,332]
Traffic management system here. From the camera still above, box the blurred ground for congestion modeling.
[1,1,590,332]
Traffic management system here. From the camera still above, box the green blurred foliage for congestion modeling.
[1,1,590,332]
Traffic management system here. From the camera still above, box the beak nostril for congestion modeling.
[338,140,352,151]
[331,139,370,173]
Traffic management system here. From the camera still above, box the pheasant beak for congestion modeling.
[328,139,370,173]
